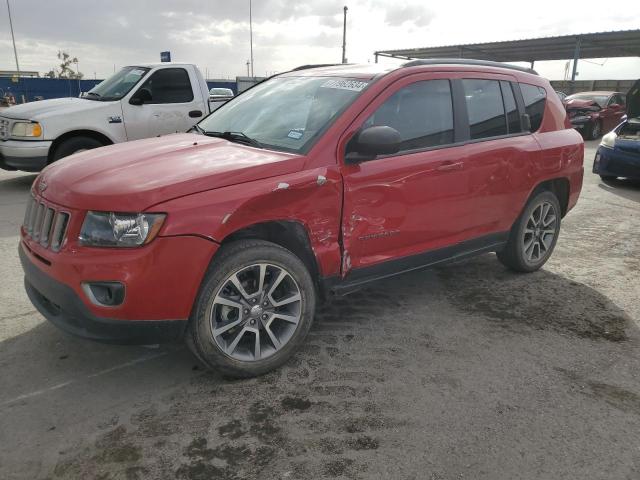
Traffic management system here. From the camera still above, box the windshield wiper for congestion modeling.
[202,130,263,149]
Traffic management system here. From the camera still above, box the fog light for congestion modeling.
[82,282,125,307]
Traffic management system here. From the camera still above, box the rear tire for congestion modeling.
[599,174,617,181]
[187,239,316,378]
[497,191,561,273]
[52,136,104,162]
[585,120,602,140]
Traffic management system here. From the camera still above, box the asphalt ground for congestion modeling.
[0,140,639,480]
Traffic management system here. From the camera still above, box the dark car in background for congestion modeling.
[593,80,640,180]
[564,91,626,140]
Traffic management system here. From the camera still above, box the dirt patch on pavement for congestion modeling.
[438,255,631,342]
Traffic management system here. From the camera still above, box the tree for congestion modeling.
[44,51,83,79]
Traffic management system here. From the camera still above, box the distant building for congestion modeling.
[0,70,40,78]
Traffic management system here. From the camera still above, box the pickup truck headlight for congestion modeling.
[11,121,42,138]
[79,211,166,247]
[600,131,617,149]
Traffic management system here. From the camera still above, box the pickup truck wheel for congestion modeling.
[52,136,104,162]
[187,239,316,378]
[497,191,561,273]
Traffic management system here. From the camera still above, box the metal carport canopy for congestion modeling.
[375,29,640,64]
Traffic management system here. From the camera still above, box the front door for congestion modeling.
[122,67,202,140]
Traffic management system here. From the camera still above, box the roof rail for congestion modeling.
[402,58,538,75]
[291,64,343,71]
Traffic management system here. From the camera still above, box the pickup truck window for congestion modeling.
[198,76,369,153]
[86,66,150,101]
[137,68,194,104]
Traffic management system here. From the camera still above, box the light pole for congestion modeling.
[6,0,20,74]
[341,6,348,64]
[249,0,254,78]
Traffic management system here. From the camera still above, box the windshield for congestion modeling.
[198,76,370,153]
[86,66,150,101]
[566,94,609,107]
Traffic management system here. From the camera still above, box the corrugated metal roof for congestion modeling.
[376,29,640,63]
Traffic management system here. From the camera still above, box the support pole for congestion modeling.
[342,6,348,64]
[571,37,581,82]
[249,0,254,77]
[374,52,379,64]
[6,0,20,74]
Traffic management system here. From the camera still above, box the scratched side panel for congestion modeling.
[153,167,344,277]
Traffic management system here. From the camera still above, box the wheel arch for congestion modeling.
[530,177,570,217]
[218,220,321,286]
[48,129,114,163]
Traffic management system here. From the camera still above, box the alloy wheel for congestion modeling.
[522,201,557,264]
[209,263,302,362]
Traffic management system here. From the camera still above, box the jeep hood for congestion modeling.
[39,133,304,211]
[628,79,640,119]
[1,97,113,121]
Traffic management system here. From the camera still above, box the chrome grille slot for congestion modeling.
[40,208,55,246]
[50,212,70,252]
[27,200,39,235]
[23,197,35,227]
[32,203,45,241]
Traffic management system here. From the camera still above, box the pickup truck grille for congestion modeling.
[23,196,70,252]
[0,117,10,140]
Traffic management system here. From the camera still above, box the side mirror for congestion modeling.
[346,126,401,163]
[129,88,152,106]
[521,113,532,132]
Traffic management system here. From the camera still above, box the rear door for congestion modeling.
[122,67,203,140]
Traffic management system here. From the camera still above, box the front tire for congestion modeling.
[187,239,316,378]
[497,191,561,273]
[600,174,617,181]
[52,136,104,162]
[584,120,602,140]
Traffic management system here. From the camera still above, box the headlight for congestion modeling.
[11,121,42,138]
[600,131,617,149]
[79,211,166,247]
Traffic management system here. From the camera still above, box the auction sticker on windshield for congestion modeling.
[321,79,369,91]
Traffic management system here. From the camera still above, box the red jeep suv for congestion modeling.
[20,60,584,377]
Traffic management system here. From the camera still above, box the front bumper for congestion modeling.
[0,139,52,171]
[20,228,219,343]
[593,145,640,179]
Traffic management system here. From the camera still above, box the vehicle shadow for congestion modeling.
[598,177,640,203]
[1,253,637,479]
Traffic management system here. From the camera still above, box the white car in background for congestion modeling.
[0,63,215,172]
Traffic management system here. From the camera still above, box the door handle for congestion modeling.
[189,110,203,118]
[436,161,464,172]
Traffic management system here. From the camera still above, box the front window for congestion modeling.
[198,76,370,153]
[85,66,150,101]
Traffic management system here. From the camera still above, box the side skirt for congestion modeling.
[321,232,508,296]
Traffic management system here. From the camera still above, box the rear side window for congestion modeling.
[139,68,194,104]
[462,79,507,139]
[364,79,454,152]
[519,84,546,132]
[501,81,521,134]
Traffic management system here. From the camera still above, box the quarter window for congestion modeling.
[137,68,194,104]
[364,80,454,152]
[462,79,508,139]
[519,83,546,132]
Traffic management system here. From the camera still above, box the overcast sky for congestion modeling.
[1,0,639,81]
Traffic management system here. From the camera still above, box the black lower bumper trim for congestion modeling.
[20,244,187,344]
[0,152,48,172]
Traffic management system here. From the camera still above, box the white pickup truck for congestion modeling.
[0,63,220,172]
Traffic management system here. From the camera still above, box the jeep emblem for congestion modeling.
[38,179,47,193]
